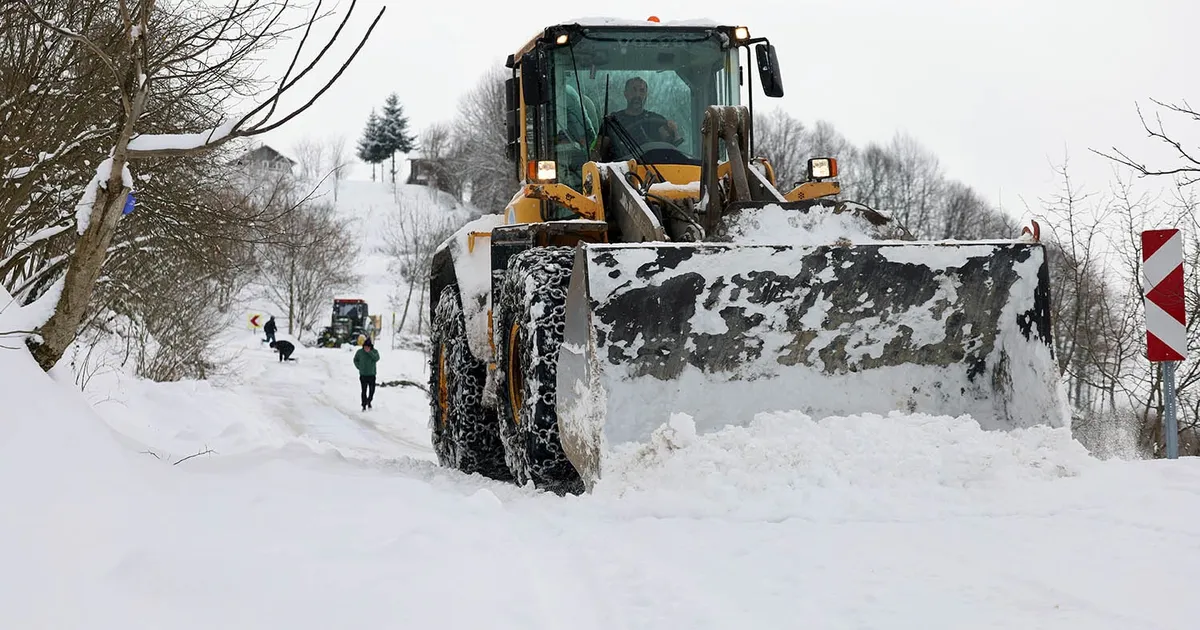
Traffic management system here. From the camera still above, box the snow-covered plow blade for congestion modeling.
[556,240,1068,488]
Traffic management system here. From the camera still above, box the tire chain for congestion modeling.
[428,285,511,481]
[495,247,585,495]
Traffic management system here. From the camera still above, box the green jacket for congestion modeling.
[353,347,380,376]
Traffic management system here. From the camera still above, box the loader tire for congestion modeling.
[428,284,511,481]
[495,247,585,495]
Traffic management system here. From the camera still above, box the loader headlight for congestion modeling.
[808,157,837,180]
[527,160,556,182]
[556,33,569,45]
[734,26,749,41]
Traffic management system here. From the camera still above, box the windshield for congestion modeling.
[550,28,740,187]
[334,302,366,319]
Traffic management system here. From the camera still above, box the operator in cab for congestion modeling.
[593,76,682,161]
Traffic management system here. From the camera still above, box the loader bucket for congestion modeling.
[555,239,1069,488]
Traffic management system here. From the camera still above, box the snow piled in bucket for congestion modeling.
[589,410,1095,520]
[720,203,883,245]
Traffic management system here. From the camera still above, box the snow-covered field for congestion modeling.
[3,178,1200,629]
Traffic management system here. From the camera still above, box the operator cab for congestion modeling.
[505,19,783,213]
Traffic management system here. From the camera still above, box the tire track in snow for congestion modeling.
[242,342,435,463]
[491,503,630,630]
[928,515,1172,628]
[312,346,435,456]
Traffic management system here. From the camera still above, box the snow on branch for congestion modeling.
[75,158,134,235]
[126,119,239,154]
[2,126,116,181]
[0,224,72,271]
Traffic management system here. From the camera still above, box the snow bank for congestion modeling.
[0,287,167,627]
[590,410,1096,519]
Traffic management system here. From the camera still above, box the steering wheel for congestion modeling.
[638,143,697,165]
[641,141,682,152]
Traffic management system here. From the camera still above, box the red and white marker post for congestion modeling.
[1142,229,1188,458]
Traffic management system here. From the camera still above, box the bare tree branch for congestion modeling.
[1092,100,1200,186]
[14,0,131,116]
[125,3,386,158]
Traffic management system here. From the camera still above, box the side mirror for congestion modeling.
[504,77,520,162]
[755,43,784,98]
[520,50,550,106]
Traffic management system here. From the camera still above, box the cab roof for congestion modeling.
[508,18,741,65]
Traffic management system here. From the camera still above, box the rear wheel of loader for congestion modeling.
[495,247,584,495]
[428,284,511,481]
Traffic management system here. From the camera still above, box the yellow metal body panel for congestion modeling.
[523,183,603,220]
[784,181,841,201]
[503,191,543,224]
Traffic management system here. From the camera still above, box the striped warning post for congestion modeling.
[1142,229,1187,362]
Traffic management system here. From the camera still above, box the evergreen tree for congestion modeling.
[356,109,388,181]
[377,93,416,183]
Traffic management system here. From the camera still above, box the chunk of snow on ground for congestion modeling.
[593,410,1096,518]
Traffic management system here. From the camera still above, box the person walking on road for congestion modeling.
[263,316,277,344]
[354,339,380,411]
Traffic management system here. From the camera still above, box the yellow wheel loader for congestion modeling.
[427,18,1067,494]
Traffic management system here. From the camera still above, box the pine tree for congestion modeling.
[356,109,388,181]
[377,93,416,183]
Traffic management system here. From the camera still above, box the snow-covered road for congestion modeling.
[24,329,1197,630]
[84,328,439,467]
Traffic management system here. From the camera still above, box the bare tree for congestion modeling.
[887,133,945,235]
[292,137,325,182]
[258,197,360,337]
[7,0,384,372]
[327,134,350,201]
[418,122,462,200]
[751,108,811,189]
[291,134,351,199]
[379,187,457,334]
[1089,96,1200,456]
[448,63,516,213]
[1093,99,1200,187]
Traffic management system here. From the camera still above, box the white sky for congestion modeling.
[255,0,1198,225]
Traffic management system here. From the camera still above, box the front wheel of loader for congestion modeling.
[495,247,584,495]
[428,284,511,481]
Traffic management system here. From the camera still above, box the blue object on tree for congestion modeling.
[123,193,135,215]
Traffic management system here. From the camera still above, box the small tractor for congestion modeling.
[427,17,1065,495]
[318,298,376,348]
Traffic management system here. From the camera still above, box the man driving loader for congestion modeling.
[593,76,682,161]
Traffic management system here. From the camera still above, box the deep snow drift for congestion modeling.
[4,179,1200,629]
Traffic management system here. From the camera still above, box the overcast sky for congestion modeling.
[255,0,1197,226]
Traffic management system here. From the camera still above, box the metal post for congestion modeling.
[1164,360,1179,459]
